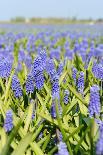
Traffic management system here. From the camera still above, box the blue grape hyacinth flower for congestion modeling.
[34,71,44,90]
[0,59,12,78]
[51,102,56,119]
[51,74,60,100]
[88,85,100,117]
[77,71,84,95]
[31,54,45,90]
[57,62,64,76]
[26,73,34,94]
[96,122,103,155]
[64,90,69,105]
[92,62,103,80]
[46,58,56,80]
[4,110,13,132]
[11,75,22,98]
[72,67,77,85]
[55,141,69,155]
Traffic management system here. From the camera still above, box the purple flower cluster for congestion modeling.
[32,56,45,90]
[51,102,56,118]
[88,85,100,117]
[4,110,13,132]
[77,71,84,94]
[92,62,103,80]
[64,90,69,105]
[57,62,64,76]
[56,141,69,155]
[96,122,103,155]
[51,75,60,100]
[0,59,12,78]
[26,74,34,94]
[34,71,44,90]
[11,75,22,98]
[46,58,56,80]
[50,48,60,60]
[38,49,47,70]
[72,67,77,84]
[31,49,47,90]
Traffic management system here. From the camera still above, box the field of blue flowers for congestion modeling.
[0,24,103,155]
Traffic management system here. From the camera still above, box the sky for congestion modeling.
[0,0,103,21]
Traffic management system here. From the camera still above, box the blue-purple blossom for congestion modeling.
[50,48,60,60]
[31,54,45,90]
[38,132,43,140]
[72,67,77,85]
[57,62,64,76]
[11,75,22,98]
[4,110,13,132]
[96,122,103,155]
[88,85,100,117]
[65,49,74,60]
[26,74,34,94]
[25,55,32,69]
[51,102,56,118]
[56,141,69,155]
[51,75,60,100]
[46,58,56,80]
[38,49,47,69]
[32,56,43,74]
[64,90,69,105]
[92,62,103,80]
[34,71,44,90]
[0,59,12,78]
[77,71,84,94]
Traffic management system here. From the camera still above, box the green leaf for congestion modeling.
[68,84,87,105]
[24,103,34,133]
[78,101,88,116]
[42,134,51,151]
[74,127,90,153]
[30,142,44,155]
[1,119,22,155]
[11,133,33,155]
[4,69,15,108]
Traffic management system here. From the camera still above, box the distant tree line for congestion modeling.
[10,17,103,24]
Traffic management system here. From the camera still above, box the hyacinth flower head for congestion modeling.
[51,102,56,119]
[31,53,46,90]
[38,49,47,67]
[64,90,70,105]
[34,71,44,90]
[11,75,22,98]
[55,141,69,155]
[32,56,43,74]
[72,67,77,85]
[96,122,103,155]
[50,48,60,60]
[55,131,69,155]
[46,58,56,80]
[57,62,64,76]
[77,71,84,95]
[25,55,32,69]
[4,110,13,132]
[92,62,103,80]
[51,74,60,100]
[26,73,34,94]
[0,59,12,78]
[88,85,100,117]
[50,71,62,116]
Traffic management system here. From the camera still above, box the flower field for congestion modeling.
[0,24,103,155]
